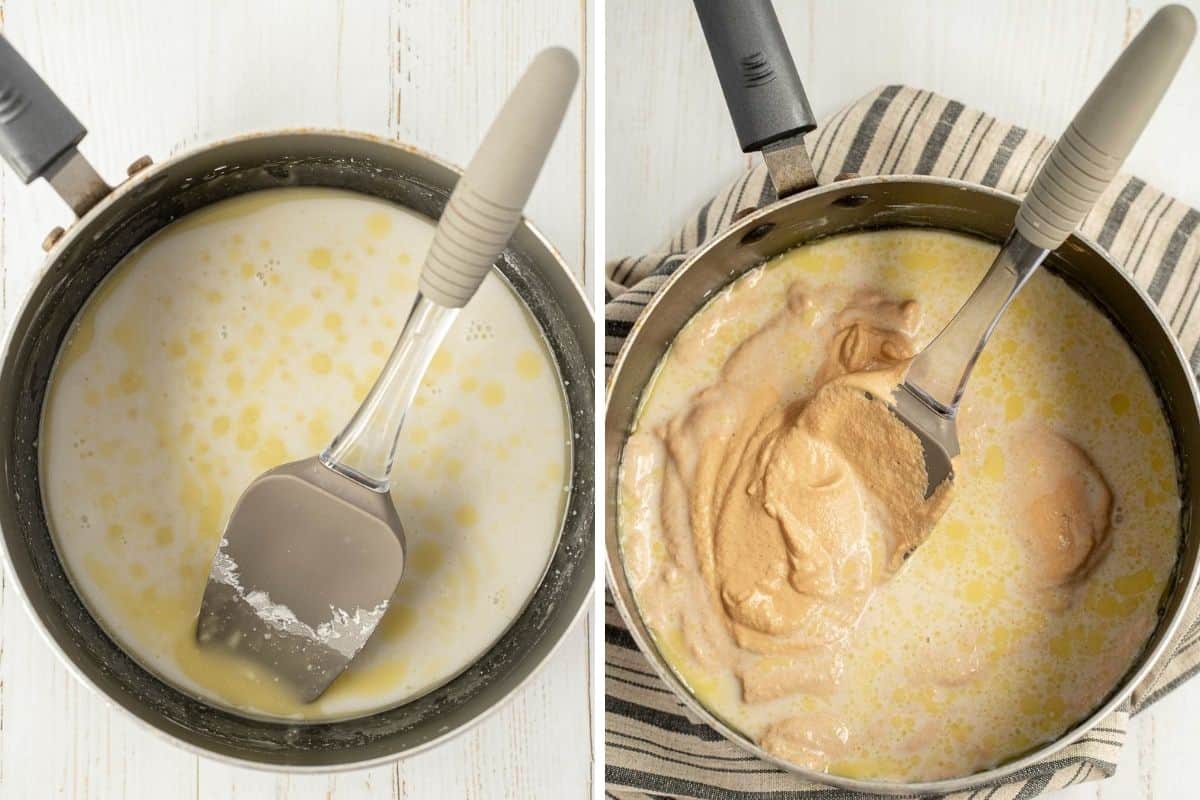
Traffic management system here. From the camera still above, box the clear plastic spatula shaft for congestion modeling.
[195,48,580,703]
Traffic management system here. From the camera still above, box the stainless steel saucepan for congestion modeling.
[0,36,593,769]
[605,2,1200,795]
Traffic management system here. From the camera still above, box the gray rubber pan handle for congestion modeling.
[692,0,815,152]
[1017,5,1195,250]
[0,34,87,183]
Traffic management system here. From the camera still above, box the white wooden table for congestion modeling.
[0,2,592,798]
[607,2,1200,798]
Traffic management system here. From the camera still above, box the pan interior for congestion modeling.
[1,134,593,766]
[605,177,1199,793]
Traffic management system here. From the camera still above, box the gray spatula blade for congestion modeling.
[196,457,405,703]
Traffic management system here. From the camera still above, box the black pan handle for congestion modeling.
[692,0,815,153]
[0,35,86,183]
[0,34,109,215]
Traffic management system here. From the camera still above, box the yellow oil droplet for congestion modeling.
[205,290,223,305]
[310,352,332,374]
[212,415,230,436]
[410,427,428,445]
[461,376,479,392]
[437,408,461,428]
[480,382,505,407]
[281,305,311,329]
[107,523,124,543]
[253,437,287,471]
[1110,393,1131,415]
[898,252,935,271]
[119,370,144,395]
[515,350,542,380]
[982,445,1004,480]
[1049,629,1073,658]
[445,458,463,478]
[308,247,332,270]
[226,370,245,393]
[430,350,453,374]
[333,269,359,300]
[387,271,415,292]
[1004,394,1024,421]
[376,604,416,641]
[112,317,139,352]
[1114,568,1155,596]
[236,405,261,450]
[154,526,173,546]
[942,519,968,540]
[1091,591,1139,618]
[454,504,479,527]
[370,339,387,356]
[365,212,392,238]
[240,262,255,278]
[180,478,203,511]
[323,312,342,332]
[409,541,444,575]
[1138,415,1154,434]
[308,416,332,449]
[222,347,238,364]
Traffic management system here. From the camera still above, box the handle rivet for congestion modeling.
[739,222,776,246]
[41,226,64,252]
[833,194,871,209]
[126,155,152,177]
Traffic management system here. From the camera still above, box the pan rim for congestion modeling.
[0,127,596,772]
[603,173,1200,796]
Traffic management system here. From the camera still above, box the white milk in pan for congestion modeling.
[40,187,569,721]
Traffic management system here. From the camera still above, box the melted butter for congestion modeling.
[620,229,1180,781]
[42,187,570,722]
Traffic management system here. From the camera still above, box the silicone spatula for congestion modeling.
[195,47,579,703]
[889,5,1195,497]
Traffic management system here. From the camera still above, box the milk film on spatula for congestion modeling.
[195,48,579,703]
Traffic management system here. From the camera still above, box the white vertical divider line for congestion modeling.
[590,0,606,798]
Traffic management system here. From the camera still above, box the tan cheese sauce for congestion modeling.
[41,187,569,721]
[618,229,1179,781]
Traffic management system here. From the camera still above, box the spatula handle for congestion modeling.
[322,48,579,491]
[419,47,579,308]
[1016,5,1195,250]
[907,5,1194,416]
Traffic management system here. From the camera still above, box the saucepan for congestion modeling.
[605,1,1200,795]
[0,37,593,768]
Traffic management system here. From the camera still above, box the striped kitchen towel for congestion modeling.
[605,85,1200,800]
